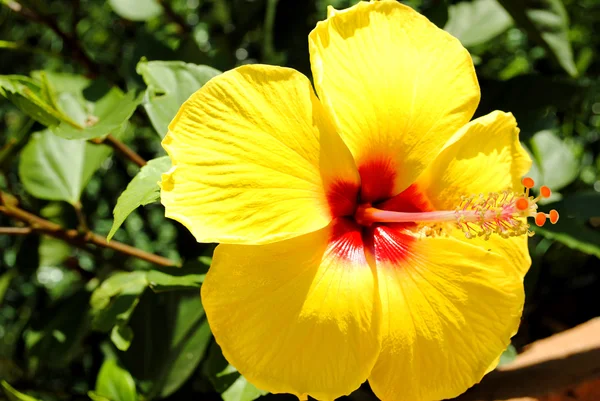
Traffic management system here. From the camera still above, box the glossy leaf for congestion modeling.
[498,0,577,76]
[109,0,163,21]
[445,0,513,47]
[18,130,112,204]
[137,60,220,137]
[536,192,600,258]
[94,359,137,401]
[108,156,171,241]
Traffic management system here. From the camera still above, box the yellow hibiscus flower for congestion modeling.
[160,1,558,400]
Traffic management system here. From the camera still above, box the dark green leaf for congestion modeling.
[108,156,171,241]
[535,192,600,258]
[423,0,449,29]
[94,359,137,401]
[444,0,512,47]
[1,381,40,401]
[124,291,212,399]
[137,60,220,137]
[497,0,577,76]
[202,343,267,401]
[18,130,112,204]
[25,291,91,368]
[109,0,163,21]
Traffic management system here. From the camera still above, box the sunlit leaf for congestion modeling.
[0,75,73,127]
[51,90,143,140]
[109,0,163,21]
[93,359,137,401]
[445,0,512,47]
[137,60,220,137]
[527,130,579,191]
[18,130,112,204]
[108,156,171,241]
[497,0,577,76]
[498,343,518,366]
[90,271,148,332]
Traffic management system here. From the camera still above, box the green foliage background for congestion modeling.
[0,0,599,400]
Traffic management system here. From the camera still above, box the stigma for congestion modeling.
[355,177,559,240]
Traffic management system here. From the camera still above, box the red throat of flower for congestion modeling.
[354,177,559,240]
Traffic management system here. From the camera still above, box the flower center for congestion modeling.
[329,173,559,240]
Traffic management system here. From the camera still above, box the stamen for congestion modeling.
[354,176,560,240]
[540,186,552,198]
[535,212,547,227]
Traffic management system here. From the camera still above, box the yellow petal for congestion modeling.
[309,0,480,202]
[161,64,359,245]
[202,219,381,400]
[367,229,524,401]
[418,110,532,276]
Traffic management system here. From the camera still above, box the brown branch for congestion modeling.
[452,318,600,401]
[91,134,147,167]
[0,192,177,267]
[4,0,100,77]
[0,226,32,235]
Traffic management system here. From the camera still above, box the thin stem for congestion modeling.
[0,192,177,267]
[156,0,191,35]
[0,226,32,235]
[91,134,147,167]
[73,201,89,232]
[262,0,279,63]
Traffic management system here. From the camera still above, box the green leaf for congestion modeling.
[146,265,206,292]
[108,156,171,241]
[0,75,73,127]
[1,381,40,401]
[0,270,17,305]
[497,0,577,76]
[202,343,267,401]
[527,130,579,192]
[137,60,220,137]
[90,271,148,332]
[498,343,518,366]
[94,359,137,401]
[109,0,163,21]
[18,130,113,204]
[535,192,600,258]
[51,90,143,140]
[111,324,134,352]
[123,291,212,398]
[445,0,513,47]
